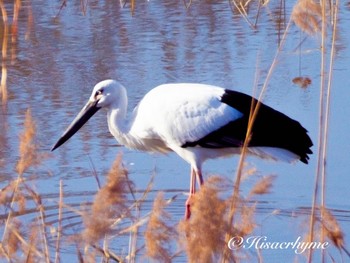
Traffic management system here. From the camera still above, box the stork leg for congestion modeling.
[196,169,204,186]
[185,167,204,219]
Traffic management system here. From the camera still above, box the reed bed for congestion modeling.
[0,107,347,262]
[0,0,349,262]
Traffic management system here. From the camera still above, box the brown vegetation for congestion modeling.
[292,0,322,35]
[82,155,133,244]
[178,176,230,263]
[16,109,42,176]
[145,192,176,262]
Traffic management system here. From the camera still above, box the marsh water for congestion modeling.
[1,1,350,262]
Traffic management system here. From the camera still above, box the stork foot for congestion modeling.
[185,196,192,220]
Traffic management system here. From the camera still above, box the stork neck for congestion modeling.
[107,102,132,141]
[106,87,144,150]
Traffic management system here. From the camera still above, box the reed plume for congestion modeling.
[178,176,230,263]
[82,154,133,243]
[249,175,276,196]
[16,109,42,176]
[2,219,22,259]
[320,207,344,249]
[145,192,175,262]
[25,223,43,263]
[292,0,322,35]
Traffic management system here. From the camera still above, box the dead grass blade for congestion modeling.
[56,0,67,17]
[183,0,192,9]
[11,0,21,62]
[307,1,340,261]
[223,17,294,262]
[25,186,51,263]
[229,0,256,29]
[54,180,64,263]
[91,244,123,262]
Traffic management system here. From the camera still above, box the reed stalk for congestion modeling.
[223,16,293,263]
[54,180,64,263]
[306,1,339,262]
[0,0,8,106]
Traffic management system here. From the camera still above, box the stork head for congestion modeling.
[51,79,124,151]
[90,79,126,109]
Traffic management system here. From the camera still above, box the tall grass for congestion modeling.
[292,0,350,261]
[0,109,48,262]
[179,176,231,262]
[82,155,132,243]
[145,192,175,262]
[0,109,286,262]
[0,0,31,107]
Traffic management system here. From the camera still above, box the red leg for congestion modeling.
[196,169,203,186]
[185,167,204,220]
[185,168,196,219]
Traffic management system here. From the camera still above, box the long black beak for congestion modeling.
[51,100,101,151]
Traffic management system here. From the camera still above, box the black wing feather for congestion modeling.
[182,89,313,164]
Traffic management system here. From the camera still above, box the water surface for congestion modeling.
[1,1,350,262]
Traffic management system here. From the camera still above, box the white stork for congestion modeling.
[52,80,313,219]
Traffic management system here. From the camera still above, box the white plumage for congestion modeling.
[128,83,242,154]
[52,79,313,219]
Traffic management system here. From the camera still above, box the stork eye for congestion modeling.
[95,89,104,97]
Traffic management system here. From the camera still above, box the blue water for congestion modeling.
[1,1,349,262]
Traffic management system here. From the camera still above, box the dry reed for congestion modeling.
[0,179,24,208]
[0,0,8,105]
[249,175,276,196]
[54,180,64,263]
[82,154,133,244]
[1,109,43,254]
[178,176,232,263]
[0,108,52,262]
[301,0,341,261]
[292,76,312,88]
[26,186,51,262]
[16,109,42,176]
[320,207,344,249]
[145,192,175,262]
[25,223,42,263]
[0,0,33,106]
[25,1,34,40]
[221,16,294,261]
[2,219,22,259]
[292,0,322,35]
[229,0,257,29]
[11,0,21,61]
